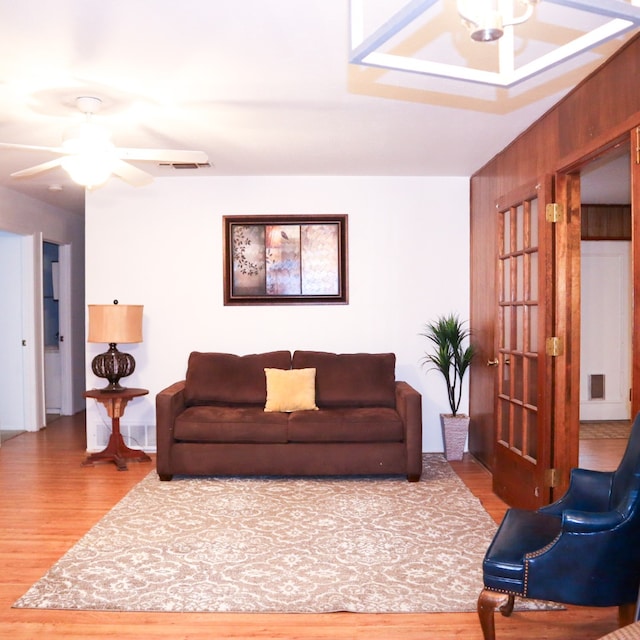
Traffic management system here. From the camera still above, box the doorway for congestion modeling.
[43,241,62,422]
[578,146,632,452]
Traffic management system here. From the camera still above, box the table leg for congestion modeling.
[82,415,151,471]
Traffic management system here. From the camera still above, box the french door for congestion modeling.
[492,177,556,509]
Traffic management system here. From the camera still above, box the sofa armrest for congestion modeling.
[395,381,423,481]
[155,380,186,478]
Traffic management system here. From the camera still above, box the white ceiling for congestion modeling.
[0,0,636,216]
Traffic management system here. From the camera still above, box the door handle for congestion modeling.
[487,358,499,366]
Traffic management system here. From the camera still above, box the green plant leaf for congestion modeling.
[420,313,474,416]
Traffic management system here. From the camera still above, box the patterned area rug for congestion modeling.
[14,454,554,614]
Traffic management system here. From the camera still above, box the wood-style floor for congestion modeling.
[0,414,627,639]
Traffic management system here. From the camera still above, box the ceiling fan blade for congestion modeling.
[110,159,154,187]
[116,148,208,164]
[0,142,65,154]
[11,158,64,178]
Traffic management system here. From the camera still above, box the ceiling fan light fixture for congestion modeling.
[60,151,116,188]
[0,94,209,188]
[60,121,117,188]
[62,122,112,152]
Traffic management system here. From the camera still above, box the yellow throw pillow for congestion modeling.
[264,368,319,412]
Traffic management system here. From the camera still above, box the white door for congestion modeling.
[580,240,631,420]
[0,231,27,430]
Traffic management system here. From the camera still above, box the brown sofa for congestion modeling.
[156,350,423,482]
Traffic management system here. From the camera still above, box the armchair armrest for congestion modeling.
[395,381,422,481]
[561,509,625,533]
[156,380,186,477]
[540,467,614,516]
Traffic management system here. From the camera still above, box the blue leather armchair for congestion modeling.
[477,413,640,640]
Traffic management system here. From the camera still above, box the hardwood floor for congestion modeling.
[0,414,627,639]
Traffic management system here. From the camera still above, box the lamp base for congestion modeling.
[91,343,136,391]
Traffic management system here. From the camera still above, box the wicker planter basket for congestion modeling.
[440,414,470,461]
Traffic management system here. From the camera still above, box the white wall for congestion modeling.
[0,187,86,424]
[85,175,470,453]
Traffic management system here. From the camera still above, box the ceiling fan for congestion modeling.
[0,96,209,188]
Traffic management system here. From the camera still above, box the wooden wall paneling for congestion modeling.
[469,34,640,475]
[468,173,498,468]
[581,205,631,240]
[557,38,640,160]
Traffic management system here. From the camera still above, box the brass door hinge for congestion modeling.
[545,468,558,488]
[545,203,563,223]
[546,336,562,356]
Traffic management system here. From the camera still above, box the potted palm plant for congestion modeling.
[421,314,474,461]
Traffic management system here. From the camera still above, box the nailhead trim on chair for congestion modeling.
[522,533,562,596]
[487,586,522,597]
[484,533,562,600]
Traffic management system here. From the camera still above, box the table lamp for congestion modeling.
[88,300,143,391]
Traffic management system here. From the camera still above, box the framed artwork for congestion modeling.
[223,214,348,305]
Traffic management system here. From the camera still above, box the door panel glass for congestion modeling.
[502,258,510,302]
[498,399,510,443]
[516,306,524,350]
[503,211,510,254]
[529,306,538,352]
[513,355,523,400]
[516,204,524,251]
[516,255,524,300]
[496,195,541,464]
[530,199,538,246]
[513,404,523,452]
[527,357,538,405]
[526,411,538,459]
[530,252,538,300]
[503,307,511,350]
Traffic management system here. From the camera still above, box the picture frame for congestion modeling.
[223,214,348,305]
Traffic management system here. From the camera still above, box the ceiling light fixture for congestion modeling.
[457,0,539,42]
[349,0,640,87]
[59,98,117,189]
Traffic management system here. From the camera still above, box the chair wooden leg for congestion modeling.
[619,602,635,627]
[478,589,509,640]
[500,594,515,617]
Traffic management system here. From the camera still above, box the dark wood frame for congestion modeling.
[223,214,348,305]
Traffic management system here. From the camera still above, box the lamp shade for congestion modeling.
[88,304,143,344]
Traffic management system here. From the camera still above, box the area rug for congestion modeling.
[14,454,555,614]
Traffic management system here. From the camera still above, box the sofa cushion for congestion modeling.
[175,406,289,443]
[292,351,396,408]
[287,407,403,442]
[184,350,292,406]
[264,368,319,412]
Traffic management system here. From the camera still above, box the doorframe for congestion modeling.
[551,172,581,499]
[57,243,73,415]
[23,233,42,431]
[631,130,640,417]
[559,133,638,405]
[552,130,638,495]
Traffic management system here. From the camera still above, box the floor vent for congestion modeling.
[95,423,156,452]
